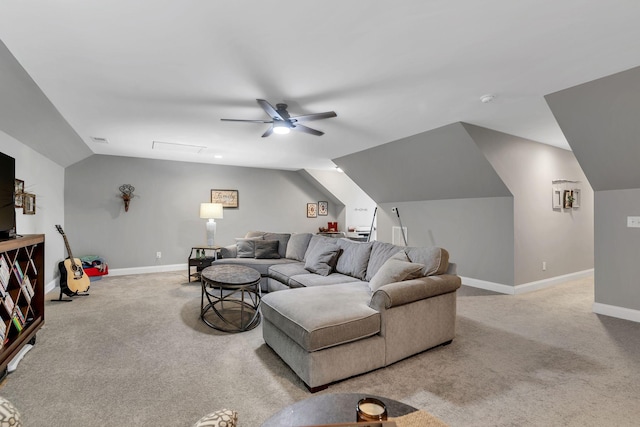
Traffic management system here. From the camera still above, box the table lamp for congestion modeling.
[200,203,223,247]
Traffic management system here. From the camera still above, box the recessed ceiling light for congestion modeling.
[90,136,109,143]
[152,141,206,154]
[214,155,223,159]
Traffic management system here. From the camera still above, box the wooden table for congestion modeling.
[200,264,261,332]
[261,393,418,426]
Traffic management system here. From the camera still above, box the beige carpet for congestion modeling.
[1,272,639,426]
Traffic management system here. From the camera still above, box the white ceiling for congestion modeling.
[1,1,640,171]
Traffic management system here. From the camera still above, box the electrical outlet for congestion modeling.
[542,261,547,271]
[627,216,640,228]
[156,252,161,259]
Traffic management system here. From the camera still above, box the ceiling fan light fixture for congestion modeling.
[272,121,290,135]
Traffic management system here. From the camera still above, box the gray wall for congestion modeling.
[465,124,594,284]
[0,130,65,286]
[376,198,515,285]
[334,122,511,202]
[547,66,640,314]
[594,189,640,310]
[64,155,338,269]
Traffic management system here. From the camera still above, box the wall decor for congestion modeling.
[572,188,581,208]
[211,189,239,208]
[23,193,36,215]
[318,201,328,216]
[563,190,574,209]
[307,203,317,218]
[552,188,562,209]
[119,184,135,212]
[14,179,24,208]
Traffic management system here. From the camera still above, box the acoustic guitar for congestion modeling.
[55,225,90,295]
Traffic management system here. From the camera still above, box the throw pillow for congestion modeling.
[192,408,238,427]
[285,233,313,261]
[368,252,424,292]
[335,239,373,280]
[235,237,263,258]
[304,241,340,276]
[255,239,280,259]
[264,232,291,258]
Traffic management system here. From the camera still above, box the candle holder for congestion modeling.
[356,397,387,422]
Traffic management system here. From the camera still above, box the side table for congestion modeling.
[188,246,221,282]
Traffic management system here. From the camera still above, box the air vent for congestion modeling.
[152,141,206,154]
[90,136,109,144]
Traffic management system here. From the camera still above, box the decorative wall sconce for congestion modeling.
[119,184,135,212]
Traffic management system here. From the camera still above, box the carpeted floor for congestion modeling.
[1,271,639,426]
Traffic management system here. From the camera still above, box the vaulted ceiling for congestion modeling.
[1,1,640,170]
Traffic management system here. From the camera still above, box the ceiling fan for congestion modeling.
[221,99,337,137]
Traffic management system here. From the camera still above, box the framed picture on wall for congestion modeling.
[572,188,581,208]
[307,203,317,218]
[552,188,562,209]
[23,193,36,215]
[14,179,24,208]
[211,189,239,208]
[563,190,573,209]
[318,201,328,216]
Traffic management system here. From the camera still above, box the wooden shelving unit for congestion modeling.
[0,234,44,378]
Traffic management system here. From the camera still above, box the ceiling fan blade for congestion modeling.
[292,124,324,136]
[257,99,285,121]
[262,127,274,138]
[221,118,273,123]
[291,111,337,122]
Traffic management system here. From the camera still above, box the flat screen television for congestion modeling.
[0,152,17,241]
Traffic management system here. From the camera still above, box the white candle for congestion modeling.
[359,402,385,416]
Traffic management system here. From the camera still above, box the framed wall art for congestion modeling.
[211,189,239,208]
[23,193,36,215]
[552,188,562,209]
[563,190,573,209]
[318,201,328,216]
[572,188,581,208]
[14,179,24,208]
[307,203,317,218]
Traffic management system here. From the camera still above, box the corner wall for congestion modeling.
[0,130,65,286]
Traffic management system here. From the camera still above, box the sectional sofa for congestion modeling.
[213,231,461,391]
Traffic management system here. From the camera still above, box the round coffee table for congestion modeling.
[261,393,417,426]
[200,264,261,332]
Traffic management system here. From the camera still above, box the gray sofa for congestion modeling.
[213,231,461,391]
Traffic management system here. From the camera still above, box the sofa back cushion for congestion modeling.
[405,246,449,276]
[285,233,313,261]
[335,238,373,280]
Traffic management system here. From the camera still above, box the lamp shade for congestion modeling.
[200,203,223,219]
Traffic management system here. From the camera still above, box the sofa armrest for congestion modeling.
[219,244,237,259]
[370,274,461,310]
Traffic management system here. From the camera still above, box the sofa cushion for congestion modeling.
[304,235,337,260]
[405,246,450,276]
[235,237,263,258]
[212,258,295,276]
[255,240,280,259]
[269,262,309,285]
[261,283,380,352]
[304,240,340,276]
[369,251,425,292]
[366,241,405,281]
[245,231,267,238]
[335,239,373,280]
[264,233,291,258]
[288,272,361,288]
[285,233,313,261]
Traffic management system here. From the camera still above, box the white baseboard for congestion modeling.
[44,264,187,294]
[462,268,595,295]
[592,302,640,323]
[108,263,186,276]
